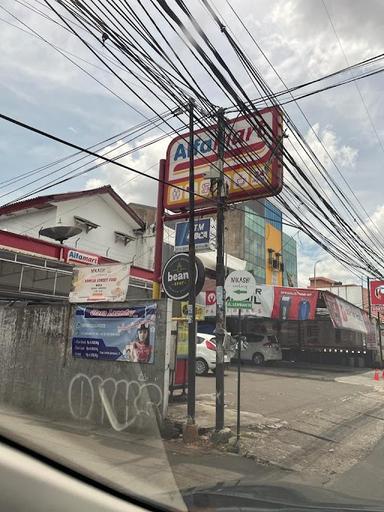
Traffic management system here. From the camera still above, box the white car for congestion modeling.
[239,333,282,366]
[196,333,231,376]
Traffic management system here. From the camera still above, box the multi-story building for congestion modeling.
[224,199,298,286]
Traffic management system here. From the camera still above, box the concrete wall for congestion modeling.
[0,299,171,433]
[0,208,56,234]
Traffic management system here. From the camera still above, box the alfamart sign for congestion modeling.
[164,107,283,212]
[66,249,99,265]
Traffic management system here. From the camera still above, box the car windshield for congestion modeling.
[1,1,384,512]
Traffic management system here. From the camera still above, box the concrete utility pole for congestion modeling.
[215,108,226,431]
[187,98,197,423]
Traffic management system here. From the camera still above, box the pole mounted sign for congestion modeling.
[174,218,215,253]
[164,107,283,212]
[370,280,384,314]
[162,253,205,300]
[225,270,256,309]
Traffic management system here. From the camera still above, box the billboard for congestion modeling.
[72,304,157,363]
[164,107,283,212]
[69,263,130,303]
[323,292,368,334]
[175,218,215,252]
[271,287,318,321]
[370,280,384,316]
[203,285,318,320]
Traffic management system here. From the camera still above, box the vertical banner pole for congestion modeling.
[236,308,242,444]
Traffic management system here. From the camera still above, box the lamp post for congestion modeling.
[313,259,324,289]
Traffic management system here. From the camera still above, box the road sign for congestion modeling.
[162,253,205,300]
[225,270,256,310]
[164,108,283,212]
[227,300,253,310]
[175,218,215,253]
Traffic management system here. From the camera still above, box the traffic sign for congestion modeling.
[227,300,253,310]
[225,270,256,310]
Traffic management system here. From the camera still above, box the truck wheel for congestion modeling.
[252,352,265,366]
[196,358,209,376]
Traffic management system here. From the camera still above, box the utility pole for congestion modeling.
[187,98,197,424]
[215,107,226,431]
[367,277,372,319]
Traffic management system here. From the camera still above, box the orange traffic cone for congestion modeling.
[374,369,380,381]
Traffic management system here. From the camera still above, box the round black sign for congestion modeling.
[162,253,205,300]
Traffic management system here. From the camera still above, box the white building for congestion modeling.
[0,186,146,264]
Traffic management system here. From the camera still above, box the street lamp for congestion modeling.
[313,259,324,289]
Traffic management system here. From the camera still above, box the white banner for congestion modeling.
[69,264,130,303]
[323,292,368,334]
[203,286,275,317]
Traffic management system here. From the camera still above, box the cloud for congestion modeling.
[85,134,172,205]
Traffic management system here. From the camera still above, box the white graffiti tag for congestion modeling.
[68,373,162,431]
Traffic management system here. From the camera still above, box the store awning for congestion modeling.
[197,251,246,272]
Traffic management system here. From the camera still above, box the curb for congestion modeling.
[227,367,336,382]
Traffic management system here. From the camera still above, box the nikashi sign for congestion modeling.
[164,107,283,212]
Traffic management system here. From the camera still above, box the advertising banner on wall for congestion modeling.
[69,263,130,303]
[323,292,368,334]
[72,304,157,363]
[204,286,318,319]
[271,287,319,321]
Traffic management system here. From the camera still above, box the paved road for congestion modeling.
[196,366,365,420]
[175,364,384,499]
[2,364,384,509]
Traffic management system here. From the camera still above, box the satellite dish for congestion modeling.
[39,225,82,244]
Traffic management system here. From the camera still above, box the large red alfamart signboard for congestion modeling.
[164,107,283,212]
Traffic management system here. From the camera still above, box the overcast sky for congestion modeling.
[1,0,383,286]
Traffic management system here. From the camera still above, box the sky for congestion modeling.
[1,0,384,286]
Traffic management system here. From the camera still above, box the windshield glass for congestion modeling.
[1,1,384,511]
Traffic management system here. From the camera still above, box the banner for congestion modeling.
[176,320,188,358]
[225,285,275,317]
[72,304,157,363]
[203,286,318,320]
[271,287,319,321]
[69,263,130,303]
[323,292,368,334]
[364,315,378,349]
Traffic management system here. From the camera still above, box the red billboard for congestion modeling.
[164,107,283,212]
[271,287,319,321]
[370,280,384,307]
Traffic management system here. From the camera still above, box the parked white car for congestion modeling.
[196,333,231,376]
[238,333,282,366]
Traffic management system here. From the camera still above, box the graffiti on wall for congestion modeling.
[68,373,163,431]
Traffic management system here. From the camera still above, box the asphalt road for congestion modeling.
[2,364,384,509]
[182,363,384,503]
[196,366,364,421]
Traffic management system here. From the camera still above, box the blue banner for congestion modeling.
[72,304,157,363]
[175,218,212,252]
